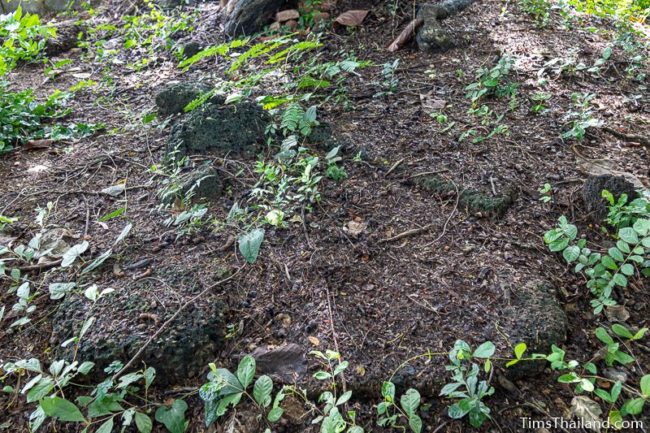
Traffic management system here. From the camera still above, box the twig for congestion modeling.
[379,223,435,243]
[324,283,346,393]
[603,126,650,148]
[18,260,63,272]
[112,267,243,381]
[385,158,405,176]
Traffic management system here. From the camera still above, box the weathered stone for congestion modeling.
[46,21,83,56]
[166,101,269,161]
[252,343,307,382]
[160,166,224,205]
[415,0,478,51]
[155,83,218,117]
[502,281,567,380]
[416,176,516,218]
[582,174,638,222]
[52,268,227,385]
[416,6,454,52]
[224,0,296,38]
[309,123,345,152]
[178,40,202,59]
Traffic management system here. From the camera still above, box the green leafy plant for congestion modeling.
[441,340,495,428]
[538,183,552,202]
[465,56,516,106]
[0,7,55,76]
[377,382,422,432]
[1,360,159,433]
[544,212,650,313]
[561,92,602,141]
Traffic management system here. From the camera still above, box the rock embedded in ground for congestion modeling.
[416,175,516,218]
[51,269,227,385]
[416,6,455,52]
[501,281,568,380]
[252,343,307,382]
[582,174,638,221]
[224,0,296,37]
[159,166,224,205]
[166,100,270,161]
[155,83,218,117]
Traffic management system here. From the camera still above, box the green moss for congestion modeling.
[416,175,515,218]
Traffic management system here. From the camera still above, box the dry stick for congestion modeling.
[379,223,435,244]
[387,18,424,52]
[324,284,346,393]
[19,259,63,272]
[385,158,405,177]
[603,126,650,149]
[112,267,243,381]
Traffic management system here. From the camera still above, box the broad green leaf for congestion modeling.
[26,377,54,403]
[96,418,113,433]
[336,390,352,406]
[448,401,470,419]
[381,381,395,400]
[48,282,76,300]
[236,355,255,389]
[595,327,613,345]
[514,342,527,359]
[611,324,633,339]
[400,389,420,416]
[472,341,495,358]
[408,414,422,433]
[238,228,265,264]
[612,273,627,287]
[114,222,133,244]
[618,228,638,244]
[640,375,650,398]
[607,247,624,262]
[135,412,152,433]
[620,263,635,276]
[267,406,283,422]
[155,399,187,433]
[253,375,273,407]
[563,245,580,263]
[40,396,85,422]
[61,241,89,267]
[621,398,644,416]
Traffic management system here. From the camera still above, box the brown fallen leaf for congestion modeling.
[25,139,54,150]
[334,10,369,27]
[308,336,320,346]
[276,9,300,22]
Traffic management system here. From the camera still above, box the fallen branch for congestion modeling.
[387,18,423,52]
[113,267,243,381]
[603,126,650,149]
[379,223,435,243]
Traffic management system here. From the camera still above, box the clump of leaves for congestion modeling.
[441,340,495,428]
[561,92,602,141]
[0,7,55,76]
[199,355,284,428]
[544,207,650,313]
[0,83,100,153]
[465,56,516,106]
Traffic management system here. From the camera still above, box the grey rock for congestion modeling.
[52,269,226,385]
[582,174,638,222]
[155,83,218,117]
[416,6,455,52]
[224,0,295,38]
[502,281,568,380]
[252,343,306,382]
[166,101,269,161]
[160,166,224,205]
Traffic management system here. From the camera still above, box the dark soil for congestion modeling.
[1,0,649,432]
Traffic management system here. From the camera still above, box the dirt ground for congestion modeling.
[1,0,649,431]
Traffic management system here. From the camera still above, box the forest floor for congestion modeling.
[1,0,649,431]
